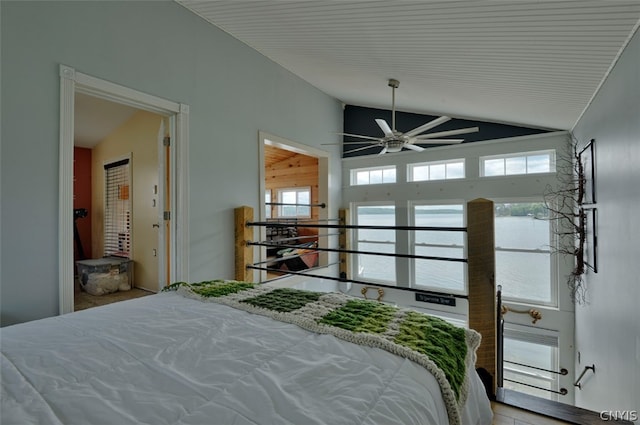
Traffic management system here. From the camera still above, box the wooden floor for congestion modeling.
[494,388,632,425]
[74,287,154,311]
[492,401,573,425]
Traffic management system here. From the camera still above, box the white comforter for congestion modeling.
[1,292,492,425]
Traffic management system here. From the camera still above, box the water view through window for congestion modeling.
[495,202,552,304]
[414,205,465,292]
[356,205,396,282]
[355,202,552,303]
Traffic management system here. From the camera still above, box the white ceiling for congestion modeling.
[177,0,640,130]
[74,93,138,148]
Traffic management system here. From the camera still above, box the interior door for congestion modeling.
[156,118,171,290]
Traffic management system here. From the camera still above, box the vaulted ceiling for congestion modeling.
[177,1,640,131]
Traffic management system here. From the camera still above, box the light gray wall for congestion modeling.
[0,1,343,325]
[572,28,640,418]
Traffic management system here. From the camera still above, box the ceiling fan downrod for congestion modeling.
[388,79,399,133]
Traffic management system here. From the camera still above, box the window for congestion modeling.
[408,159,465,182]
[265,190,272,219]
[495,202,554,305]
[277,187,311,217]
[412,203,466,293]
[481,150,555,177]
[503,325,561,401]
[351,165,396,185]
[354,204,396,282]
[104,158,131,258]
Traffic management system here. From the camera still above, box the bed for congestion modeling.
[1,281,493,425]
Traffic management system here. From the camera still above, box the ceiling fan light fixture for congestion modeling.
[386,145,403,153]
[336,79,480,155]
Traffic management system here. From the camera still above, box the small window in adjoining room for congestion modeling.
[408,159,465,182]
[104,158,131,258]
[480,150,555,177]
[277,187,311,218]
[265,190,272,219]
[351,165,396,185]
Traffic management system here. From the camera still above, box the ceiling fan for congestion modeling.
[336,79,480,155]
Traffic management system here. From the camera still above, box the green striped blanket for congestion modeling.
[167,280,480,425]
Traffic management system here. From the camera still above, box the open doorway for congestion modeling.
[73,94,168,310]
[258,132,331,283]
[59,65,190,314]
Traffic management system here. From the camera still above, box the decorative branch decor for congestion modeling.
[583,207,598,273]
[543,137,596,304]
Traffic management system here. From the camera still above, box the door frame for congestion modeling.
[258,131,332,283]
[59,64,190,314]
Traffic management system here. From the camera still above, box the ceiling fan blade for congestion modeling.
[404,144,425,152]
[415,126,479,139]
[375,119,394,137]
[404,116,451,137]
[344,144,380,155]
[413,139,464,144]
[337,132,383,141]
[378,146,388,155]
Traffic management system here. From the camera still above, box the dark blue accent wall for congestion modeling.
[342,105,550,157]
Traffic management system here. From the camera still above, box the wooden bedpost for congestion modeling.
[235,206,254,282]
[466,198,497,398]
[338,209,350,280]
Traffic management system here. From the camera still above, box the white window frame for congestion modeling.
[277,186,311,218]
[352,202,397,284]
[494,199,558,307]
[350,165,397,186]
[409,201,467,295]
[496,198,573,402]
[503,323,562,401]
[408,159,466,182]
[480,149,556,177]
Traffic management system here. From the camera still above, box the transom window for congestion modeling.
[277,187,310,217]
[408,159,465,182]
[351,165,396,185]
[481,150,555,177]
